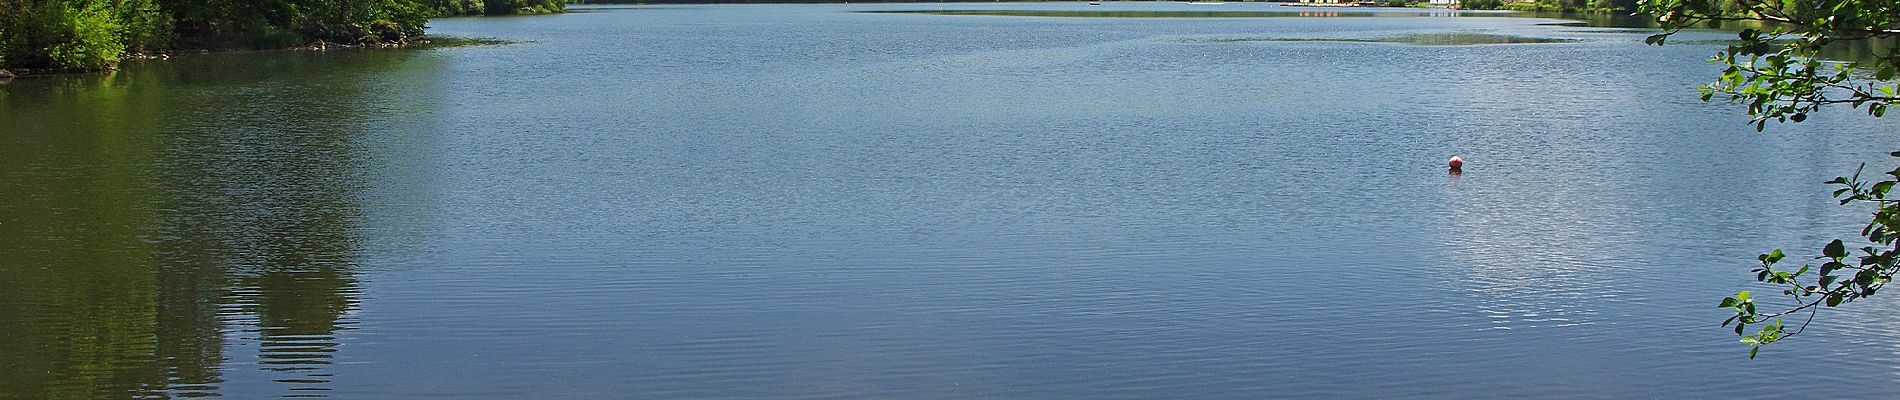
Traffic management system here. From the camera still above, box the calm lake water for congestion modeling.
[4,3,1900,398]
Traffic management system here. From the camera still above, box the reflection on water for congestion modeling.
[0,51,430,399]
[4,3,1900,399]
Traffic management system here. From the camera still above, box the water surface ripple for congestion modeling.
[3,3,1899,399]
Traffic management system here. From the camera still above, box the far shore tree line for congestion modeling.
[0,0,566,72]
[1454,0,1638,12]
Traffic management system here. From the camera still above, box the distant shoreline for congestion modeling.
[570,0,1294,4]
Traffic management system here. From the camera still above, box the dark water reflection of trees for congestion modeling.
[0,50,433,399]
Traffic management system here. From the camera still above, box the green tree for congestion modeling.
[1461,0,1505,9]
[428,0,563,16]
[1642,0,1899,358]
[2,0,553,71]
[0,0,168,71]
[428,0,486,16]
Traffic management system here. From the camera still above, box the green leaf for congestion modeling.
[1824,239,1846,258]
[1719,297,1738,308]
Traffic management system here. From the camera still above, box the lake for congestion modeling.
[4,3,1899,398]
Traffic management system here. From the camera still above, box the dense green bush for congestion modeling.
[48,2,123,69]
[429,0,487,16]
[490,0,565,14]
[1,0,559,71]
[1458,0,1504,9]
[0,1,154,71]
[118,0,171,53]
[431,0,563,16]
[160,0,432,48]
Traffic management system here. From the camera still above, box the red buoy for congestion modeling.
[1448,155,1464,172]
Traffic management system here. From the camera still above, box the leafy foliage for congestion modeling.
[430,0,564,16]
[49,1,124,68]
[1,0,560,71]
[489,0,565,14]
[430,0,487,16]
[1717,163,1900,358]
[0,1,160,71]
[1643,0,1899,357]
[1460,0,1507,9]
[158,0,433,48]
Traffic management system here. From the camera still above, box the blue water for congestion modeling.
[3,3,1899,398]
